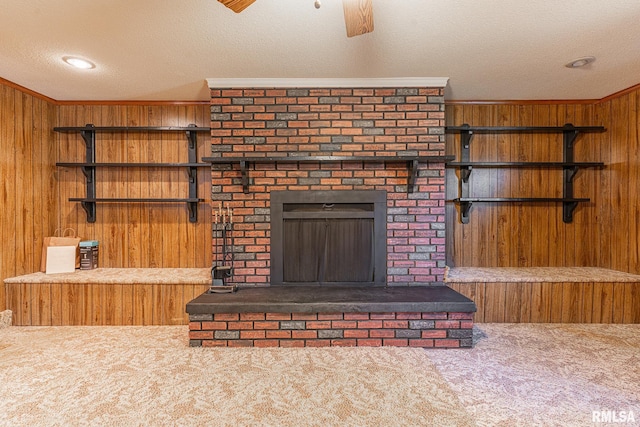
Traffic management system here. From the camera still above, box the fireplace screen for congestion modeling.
[271,191,386,286]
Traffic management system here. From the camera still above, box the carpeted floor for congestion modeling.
[431,324,640,426]
[0,323,638,426]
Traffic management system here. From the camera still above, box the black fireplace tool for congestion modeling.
[209,218,237,293]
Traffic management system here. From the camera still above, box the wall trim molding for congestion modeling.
[445,99,600,105]
[206,77,450,89]
[2,75,639,105]
[0,77,57,104]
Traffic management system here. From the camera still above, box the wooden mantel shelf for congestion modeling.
[201,155,454,193]
[54,126,211,132]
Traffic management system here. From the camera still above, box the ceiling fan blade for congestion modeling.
[217,0,256,13]
[342,0,374,37]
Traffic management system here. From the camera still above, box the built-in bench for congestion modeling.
[445,267,640,323]
[3,268,211,326]
[186,285,476,348]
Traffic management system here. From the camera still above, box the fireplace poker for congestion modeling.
[209,206,236,293]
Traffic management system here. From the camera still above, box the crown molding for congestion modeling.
[206,77,449,89]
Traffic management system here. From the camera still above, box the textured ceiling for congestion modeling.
[0,0,639,102]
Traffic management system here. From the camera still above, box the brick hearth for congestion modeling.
[186,285,476,348]
[188,311,473,348]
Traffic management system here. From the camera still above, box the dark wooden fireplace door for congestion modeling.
[270,190,387,286]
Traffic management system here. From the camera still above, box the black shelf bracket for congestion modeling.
[459,125,474,150]
[187,201,198,223]
[459,125,472,199]
[563,125,580,152]
[240,160,249,193]
[186,124,199,221]
[460,166,472,183]
[565,165,580,183]
[81,124,96,222]
[460,200,472,224]
[80,166,93,182]
[186,125,198,158]
[80,201,97,223]
[563,200,580,223]
[408,159,419,193]
[562,123,577,222]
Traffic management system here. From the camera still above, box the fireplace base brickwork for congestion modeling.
[188,311,473,348]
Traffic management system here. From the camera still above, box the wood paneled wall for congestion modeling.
[1,84,213,312]
[448,281,640,324]
[56,104,212,269]
[0,84,57,310]
[445,92,640,275]
[6,282,210,325]
[597,92,640,274]
[2,76,639,320]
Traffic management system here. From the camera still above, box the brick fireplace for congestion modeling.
[206,78,449,286]
[187,78,476,348]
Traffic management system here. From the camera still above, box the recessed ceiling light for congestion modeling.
[62,56,96,69]
[565,56,596,68]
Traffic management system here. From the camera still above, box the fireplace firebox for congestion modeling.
[270,190,387,286]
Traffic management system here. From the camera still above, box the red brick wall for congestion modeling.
[209,86,446,285]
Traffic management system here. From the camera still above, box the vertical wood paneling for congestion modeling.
[495,105,513,267]
[531,105,552,266]
[126,106,147,268]
[6,282,211,325]
[446,93,640,277]
[19,284,31,326]
[1,89,212,325]
[504,283,523,322]
[133,284,154,325]
[161,106,182,268]
[0,83,57,312]
[445,105,462,266]
[1,85,18,304]
[530,282,552,323]
[444,280,639,324]
[470,105,491,266]
[103,284,122,325]
[515,105,533,267]
[122,284,134,325]
[55,104,212,271]
[148,106,165,267]
[628,92,640,274]
[31,283,51,325]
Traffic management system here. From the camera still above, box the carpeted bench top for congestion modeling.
[3,268,212,285]
[444,266,640,283]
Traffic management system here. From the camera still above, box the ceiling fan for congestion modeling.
[217,0,374,37]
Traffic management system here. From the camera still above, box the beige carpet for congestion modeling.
[0,326,473,426]
[431,324,640,426]
[1,324,639,427]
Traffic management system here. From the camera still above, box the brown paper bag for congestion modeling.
[40,228,81,272]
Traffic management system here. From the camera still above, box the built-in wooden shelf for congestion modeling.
[57,162,210,168]
[445,125,606,133]
[202,155,454,193]
[54,124,210,223]
[54,126,211,132]
[69,198,204,202]
[445,123,606,223]
[446,162,604,168]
